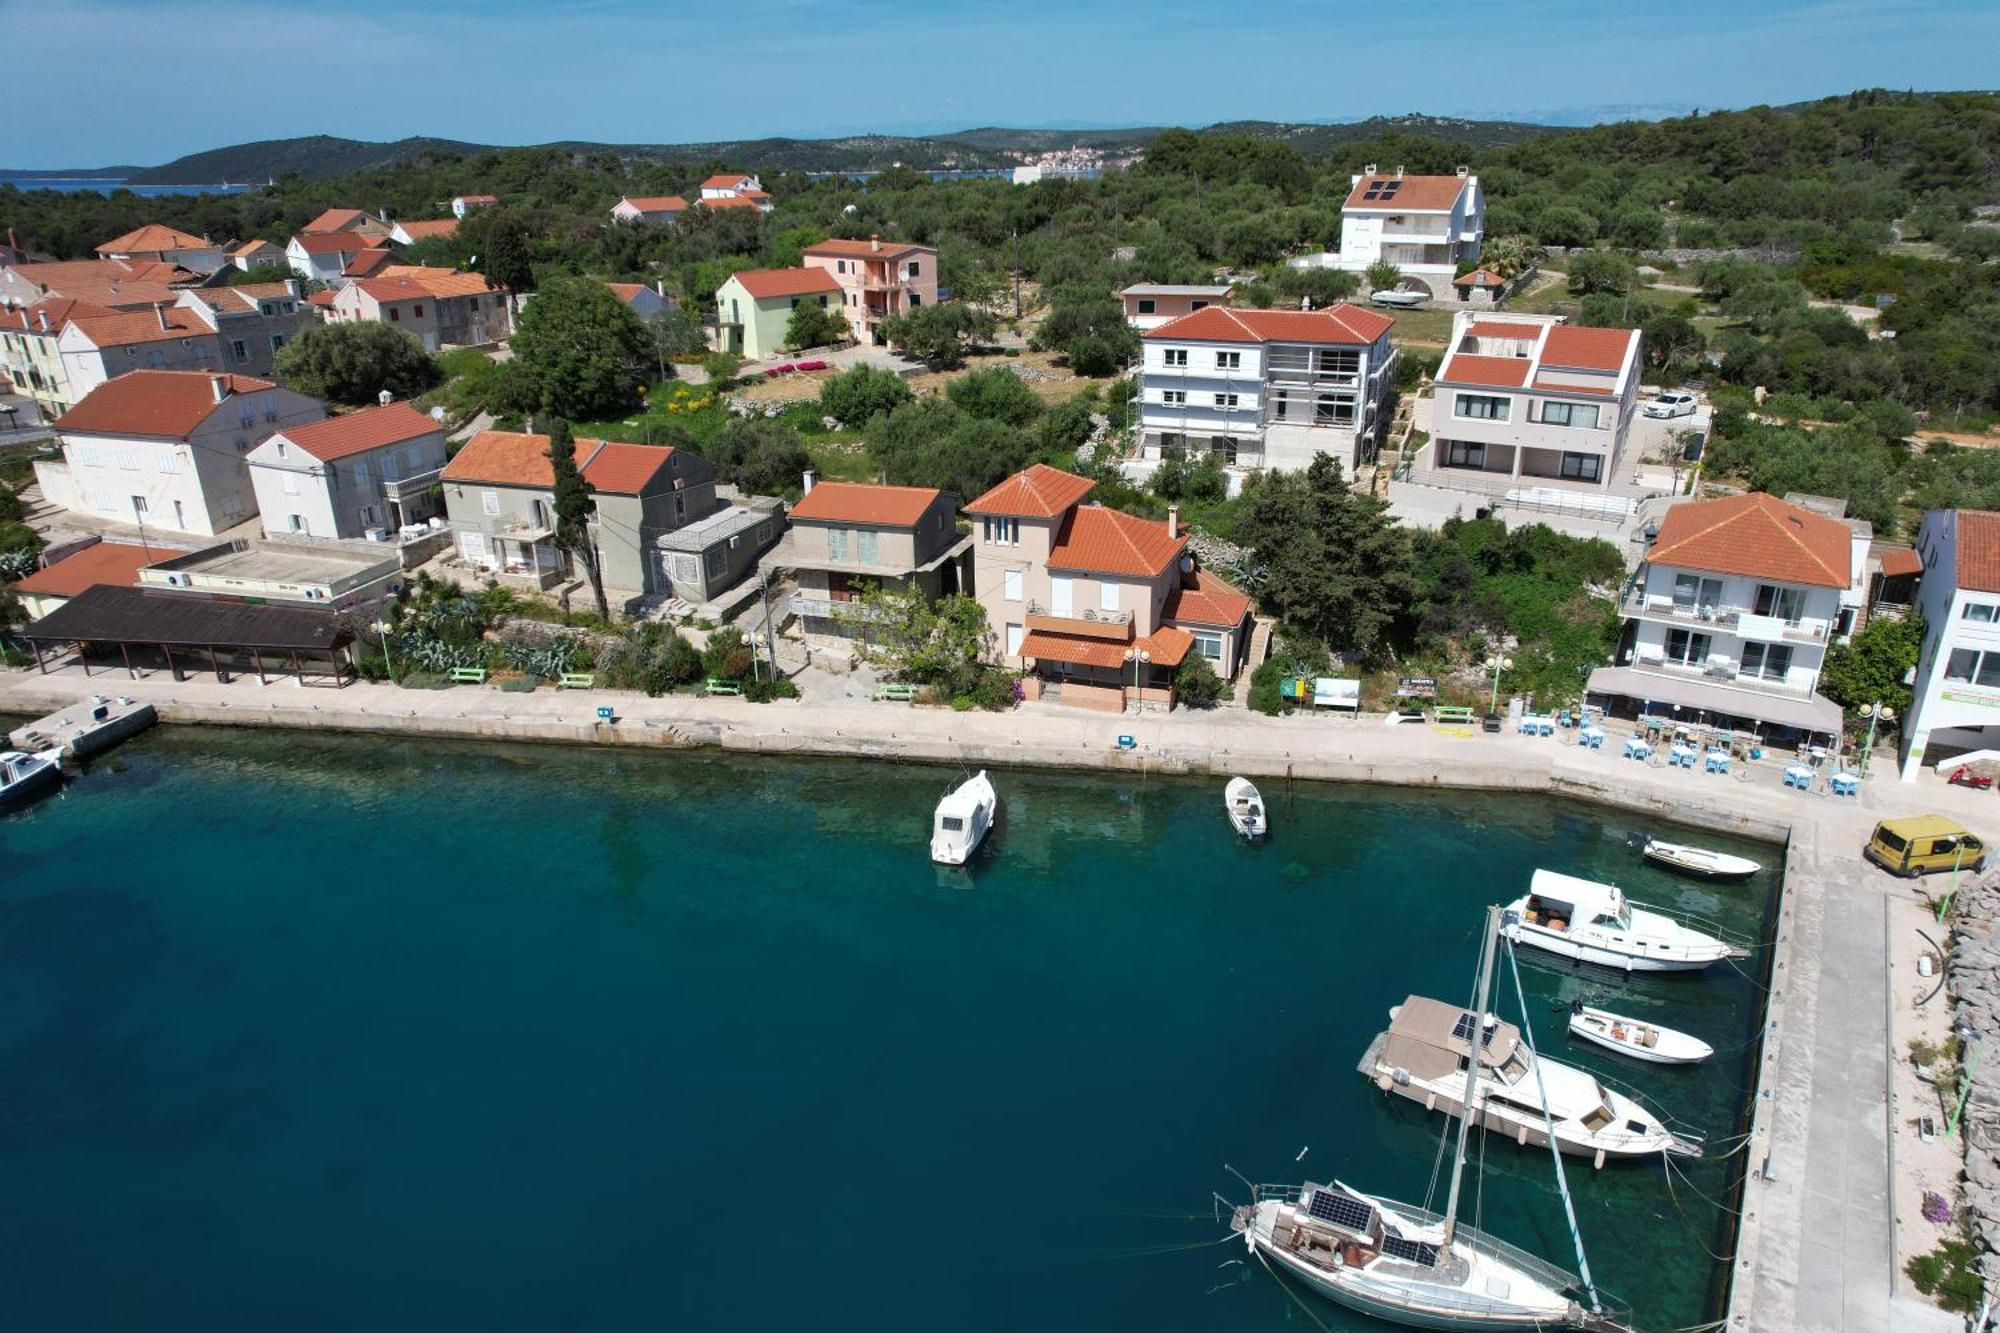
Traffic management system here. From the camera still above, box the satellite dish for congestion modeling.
[431,406,447,422]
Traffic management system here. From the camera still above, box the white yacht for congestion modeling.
[929,770,996,866]
[1236,908,1638,1331]
[1567,1003,1714,1066]
[1502,869,1747,973]
[1225,776,1267,842]
[1641,837,1761,881]
[1359,994,1697,1166]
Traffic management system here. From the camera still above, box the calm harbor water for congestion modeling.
[0,728,1776,1331]
[0,176,257,196]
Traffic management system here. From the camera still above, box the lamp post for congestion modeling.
[1485,653,1512,717]
[1124,646,1151,713]
[1860,701,1895,778]
[372,620,396,681]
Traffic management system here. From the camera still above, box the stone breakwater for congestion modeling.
[1948,870,2000,1281]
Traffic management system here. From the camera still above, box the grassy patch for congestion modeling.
[0,438,57,488]
[1905,1224,1982,1314]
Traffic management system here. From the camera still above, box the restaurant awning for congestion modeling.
[1586,665,1844,735]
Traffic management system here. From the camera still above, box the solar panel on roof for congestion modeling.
[1306,1188,1375,1233]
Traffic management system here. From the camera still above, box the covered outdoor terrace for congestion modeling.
[19,585,356,687]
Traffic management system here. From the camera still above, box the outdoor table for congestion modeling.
[1704,750,1731,774]
[1580,726,1606,750]
[1784,764,1815,790]
[1831,770,1862,796]
[1518,714,1555,736]
[1624,737,1651,761]
[1669,743,1698,769]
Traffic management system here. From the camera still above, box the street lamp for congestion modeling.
[372,620,396,681]
[1485,653,1513,716]
[1860,701,1896,778]
[1124,646,1151,711]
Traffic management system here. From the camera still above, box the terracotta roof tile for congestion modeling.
[788,481,942,527]
[1454,267,1506,287]
[56,370,279,437]
[442,431,675,495]
[1144,303,1393,346]
[1137,625,1194,667]
[271,402,439,464]
[96,224,210,254]
[289,232,371,256]
[1956,512,2000,594]
[618,195,688,213]
[1048,505,1186,577]
[455,194,499,205]
[342,248,398,278]
[803,238,932,259]
[580,440,678,494]
[728,267,841,300]
[702,174,753,189]
[1533,377,1615,395]
[0,297,117,337]
[1342,173,1470,212]
[65,306,212,348]
[393,218,460,241]
[965,463,1096,518]
[1016,631,1129,671]
[1648,492,1851,589]
[13,541,161,599]
[1875,545,1922,578]
[1542,325,1638,372]
[229,238,282,258]
[301,208,370,234]
[1437,354,1532,388]
[1163,567,1252,627]
[700,195,766,211]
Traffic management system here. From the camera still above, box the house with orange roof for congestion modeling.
[0,256,195,311]
[713,267,842,361]
[801,236,937,346]
[1135,302,1397,484]
[246,400,448,539]
[388,218,459,246]
[965,463,1254,711]
[53,283,310,401]
[40,370,324,535]
[300,208,391,241]
[451,194,499,219]
[606,281,670,321]
[286,230,379,286]
[1290,164,1483,299]
[610,195,689,226]
[329,270,511,349]
[696,174,772,212]
[1899,510,2000,779]
[228,238,286,271]
[440,430,717,597]
[1428,310,1644,499]
[0,297,118,416]
[12,538,167,619]
[95,224,225,275]
[1588,491,1870,740]
[779,473,972,641]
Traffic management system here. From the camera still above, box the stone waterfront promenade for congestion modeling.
[0,666,1975,1332]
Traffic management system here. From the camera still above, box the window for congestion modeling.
[1003,569,1022,601]
[1005,623,1025,656]
[288,514,304,532]
[1541,401,1601,428]
[481,489,500,516]
[1671,574,1722,611]
[1190,300,1210,311]
[1947,649,1980,683]
[1981,655,2000,689]
[1162,390,1186,407]
[1137,298,1157,315]
[827,527,849,561]
[157,451,180,474]
[908,293,922,308]
[1443,440,1486,468]
[230,338,248,362]
[983,516,1019,546]
[1664,629,1713,665]
[1100,582,1119,612]
[1965,603,1997,623]
[1192,630,1224,663]
[1317,348,1359,377]
[1455,393,1511,421]
[837,260,848,275]
[818,295,829,308]
[857,529,878,564]
[1272,390,1290,421]
[1739,642,1793,681]
[1753,584,1805,624]
[412,305,424,318]
[1215,351,1241,370]
[1558,451,1601,481]
[270,334,286,351]
[1216,393,1239,408]
[1163,348,1188,368]
[116,448,138,470]
[388,308,400,322]
[1315,395,1356,426]
[282,471,299,496]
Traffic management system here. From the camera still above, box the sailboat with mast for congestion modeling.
[1228,905,1640,1331]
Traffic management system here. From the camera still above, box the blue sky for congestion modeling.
[8,0,1999,167]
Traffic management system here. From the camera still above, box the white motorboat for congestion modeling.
[1566,1003,1713,1065]
[1225,776,1267,841]
[1237,907,1639,1331]
[0,748,63,811]
[1641,837,1761,881]
[1360,994,1697,1166]
[929,770,996,866]
[1370,287,1428,308]
[1503,869,1748,973]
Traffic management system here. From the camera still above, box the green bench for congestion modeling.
[556,672,596,690]
[704,677,743,696]
[876,682,917,702]
[449,667,488,685]
[1433,705,1476,725]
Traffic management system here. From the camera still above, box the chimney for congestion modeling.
[802,468,817,494]
[154,303,169,331]
[1456,164,1470,178]
[37,309,49,333]
[1362,162,1377,177]
[870,234,881,253]
[210,374,228,404]
[1167,504,1180,540]
[378,389,393,406]
[656,279,666,298]
[1394,165,1405,179]
[285,279,300,297]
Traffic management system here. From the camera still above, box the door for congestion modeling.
[1005,623,1025,657]
[1050,576,1074,616]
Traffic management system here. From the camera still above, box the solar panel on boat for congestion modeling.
[1450,1011,1495,1046]
[1381,1235,1441,1266]
[1306,1188,1374,1233]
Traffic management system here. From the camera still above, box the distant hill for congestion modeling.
[55,114,1569,187]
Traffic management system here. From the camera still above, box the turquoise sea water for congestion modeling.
[0,729,1776,1331]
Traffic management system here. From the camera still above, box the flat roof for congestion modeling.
[23,584,348,651]
[153,542,394,584]
[1122,284,1233,297]
[657,505,776,552]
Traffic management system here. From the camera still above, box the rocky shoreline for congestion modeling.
[1947,871,2000,1290]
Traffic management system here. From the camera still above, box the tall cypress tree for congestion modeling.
[547,417,609,620]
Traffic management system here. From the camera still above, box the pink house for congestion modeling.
[801,236,938,346]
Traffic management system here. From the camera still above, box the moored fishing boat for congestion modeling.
[0,748,63,811]
[1640,837,1761,881]
[930,770,996,866]
[1567,1002,1714,1065]
[1502,869,1748,973]
[1225,776,1266,842]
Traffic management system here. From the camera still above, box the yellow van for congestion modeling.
[1865,816,1987,877]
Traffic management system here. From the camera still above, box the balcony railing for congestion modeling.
[1624,592,1830,644]
[1025,603,1135,642]
[791,593,889,622]
[380,466,444,502]
[1627,655,1817,699]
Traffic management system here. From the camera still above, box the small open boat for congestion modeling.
[1369,287,1428,308]
[1226,776,1266,842]
[0,748,63,811]
[1567,1002,1713,1065]
[930,770,996,866]
[1642,837,1761,881]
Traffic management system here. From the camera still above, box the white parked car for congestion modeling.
[1642,391,1700,419]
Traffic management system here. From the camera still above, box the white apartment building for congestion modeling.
[1900,510,2000,779]
[1587,492,1868,740]
[1129,304,1397,489]
[1428,312,1643,497]
[247,400,448,540]
[1291,166,1483,298]
[40,371,325,536]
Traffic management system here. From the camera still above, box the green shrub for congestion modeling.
[968,669,1020,711]
[818,365,912,426]
[1175,655,1226,709]
[397,671,453,690]
[701,625,756,680]
[743,675,800,703]
[498,675,542,693]
[950,695,976,711]
[1905,1226,1982,1314]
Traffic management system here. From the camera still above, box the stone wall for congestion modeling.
[1947,870,2000,1289]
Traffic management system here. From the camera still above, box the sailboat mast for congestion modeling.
[1441,904,1500,1251]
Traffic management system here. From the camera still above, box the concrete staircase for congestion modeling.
[1230,616,1277,708]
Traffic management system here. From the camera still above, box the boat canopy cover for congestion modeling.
[1526,868,1625,918]
[1381,995,1522,1082]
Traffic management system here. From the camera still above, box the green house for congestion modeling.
[714,268,843,362]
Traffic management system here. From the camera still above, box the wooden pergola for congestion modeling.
[19,585,356,687]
